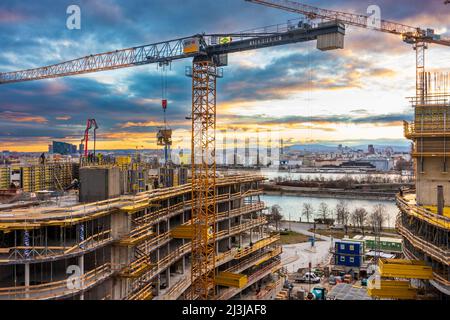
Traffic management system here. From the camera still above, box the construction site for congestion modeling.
[0,0,449,301]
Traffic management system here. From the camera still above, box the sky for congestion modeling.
[0,0,449,152]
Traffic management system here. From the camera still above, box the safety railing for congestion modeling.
[0,263,112,300]
[1,230,112,264]
[396,218,449,265]
[217,258,281,300]
[396,191,450,229]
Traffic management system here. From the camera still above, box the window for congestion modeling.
[349,257,354,263]
[340,256,345,262]
[340,244,345,250]
[349,245,354,251]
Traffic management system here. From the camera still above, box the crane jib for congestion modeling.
[0,23,344,85]
[208,23,344,56]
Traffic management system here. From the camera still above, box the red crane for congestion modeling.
[80,119,99,157]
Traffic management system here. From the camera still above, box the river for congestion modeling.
[226,168,412,182]
[261,194,399,228]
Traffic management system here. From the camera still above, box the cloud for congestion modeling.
[0,111,48,123]
[0,0,443,151]
[217,111,413,128]
[55,116,71,121]
[0,9,26,23]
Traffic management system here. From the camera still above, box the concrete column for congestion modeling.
[182,254,186,274]
[25,263,30,299]
[156,274,161,296]
[78,255,85,300]
[438,185,444,215]
[166,268,171,288]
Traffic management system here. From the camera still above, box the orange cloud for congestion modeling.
[56,116,72,121]
[0,111,48,123]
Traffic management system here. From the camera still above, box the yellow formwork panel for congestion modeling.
[215,272,248,288]
[423,205,450,219]
[171,225,194,239]
[379,259,433,280]
[121,202,159,214]
[367,279,417,300]
[234,234,280,259]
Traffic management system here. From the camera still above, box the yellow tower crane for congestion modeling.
[0,13,345,300]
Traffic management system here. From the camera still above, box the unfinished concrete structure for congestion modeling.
[0,174,281,300]
[399,72,450,298]
[0,161,77,193]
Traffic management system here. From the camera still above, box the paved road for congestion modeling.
[279,221,332,241]
[279,221,335,272]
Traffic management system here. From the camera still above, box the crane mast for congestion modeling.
[0,21,345,300]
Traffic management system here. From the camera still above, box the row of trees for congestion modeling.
[267,200,388,233]
[301,200,388,233]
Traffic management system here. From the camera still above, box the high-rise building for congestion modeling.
[368,144,375,154]
[52,141,77,155]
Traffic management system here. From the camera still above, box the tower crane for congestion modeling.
[245,0,450,102]
[0,19,345,299]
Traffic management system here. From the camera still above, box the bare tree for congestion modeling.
[302,203,314,223]
[351,207,368,236]
[335,200,350,225]
[369,204,386,233]
[318,202,329,221]
[268,205,283,231]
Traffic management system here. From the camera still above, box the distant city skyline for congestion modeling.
[0,0,449,152]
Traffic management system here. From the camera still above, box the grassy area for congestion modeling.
[309,228,400,239]
[309,229,359,239]
[279,230,310,244]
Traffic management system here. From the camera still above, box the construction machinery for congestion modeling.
[80,119,99,158]
[0,19,345,299]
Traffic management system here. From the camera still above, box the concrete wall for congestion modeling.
[416,157,450,206]
[79,167,121,202]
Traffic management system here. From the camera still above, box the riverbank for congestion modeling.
[263,187,396,201]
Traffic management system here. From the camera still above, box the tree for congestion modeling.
[369,204,386,233]
[335,200,350,225]
[318,202,329,221]
[351,207,368,236]
[268,205,283,231]
[302,203,314,223]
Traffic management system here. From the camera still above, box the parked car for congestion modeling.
[294,272,321,284]
[328,275,337,285]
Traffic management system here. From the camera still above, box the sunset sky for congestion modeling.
[0,0,449,152]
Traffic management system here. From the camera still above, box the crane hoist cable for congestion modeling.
[158,62,172,165]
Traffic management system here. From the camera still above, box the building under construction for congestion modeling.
[0,170,282,300]
[0,161,78,194]
[399,71,450,298]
